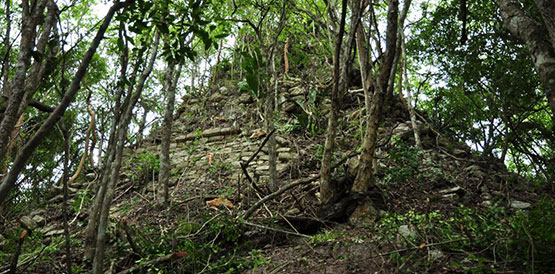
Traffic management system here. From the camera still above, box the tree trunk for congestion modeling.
[17,0,58,121]
[210,40,224,89]
[386,0,412,106]
[355,1,373,113]
[534,0,555,49]
[498,0,555,117]
[338,0,362,105]
[85,14,135,264]
[159,60,182,206]
[265,55,277,191]
[352,0,399,195]
[67,104,95,186]
[135,102,148,146]
[88,103,97,169]
[401,35,421,148]
[0,0,134,204]
[92,31,159,274]
[84,42,133,261]
[0,0,48,164]
[1,0,12,97]
[256,2,287,192]
[60,120,72,274]
[320,0,348,205]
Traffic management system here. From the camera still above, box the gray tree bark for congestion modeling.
[352,0,399,195]
[0,0,48,165]
[84,25,134,260]
[135,101,148,146]
[401,34,421,148]
[355,1,373,113]
[159,60,182,206]
[1,0,12,97]
[320,0,348,205]
[498,0,555,116]
[534,0,555,49]
[386,0,412,105]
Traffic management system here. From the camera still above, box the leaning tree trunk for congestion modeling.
[0,0,134,204]
[84,20,134,262]
[320,0,348,205]
[497,0,555,117]
[0,0,48,165]
[352,0,399,196]
[92,32,159,274]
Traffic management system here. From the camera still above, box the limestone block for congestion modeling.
[510,200,531,209]
[275,136,288,146]
[20,216,38,231]
[238,93,253,104]
[207,135,225,142]
[208,92,225,102]
[45,229,64,237]
[276,147,291,153]
[255,165,269,172]
[278,152,295,161]
[203,128,221,137]
[32,215,46,227]
[289,86,305,97]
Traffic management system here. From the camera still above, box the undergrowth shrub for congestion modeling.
[382,142,422,186]
[376,197,555,273]
[118,213,260,273]
[127,152,160,184]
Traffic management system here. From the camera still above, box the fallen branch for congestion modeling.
[0,245,48,274]
[242,174,320,219]
[368,239,465,258]
[241,152,358,220]
[115,251,188,274]
[121,217,142,257]
[243,221,310,238]
[9,229,28,274]
[240,128,276,195]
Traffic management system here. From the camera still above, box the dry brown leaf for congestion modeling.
[206,197,234,209]
[249,128,266,139]
[207,152,213,166]
[170,251,188,259]
[20,229,28,239]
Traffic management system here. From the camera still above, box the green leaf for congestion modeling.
[116,37,125,52]
[246,74,259,95]
[158,24,170,35]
